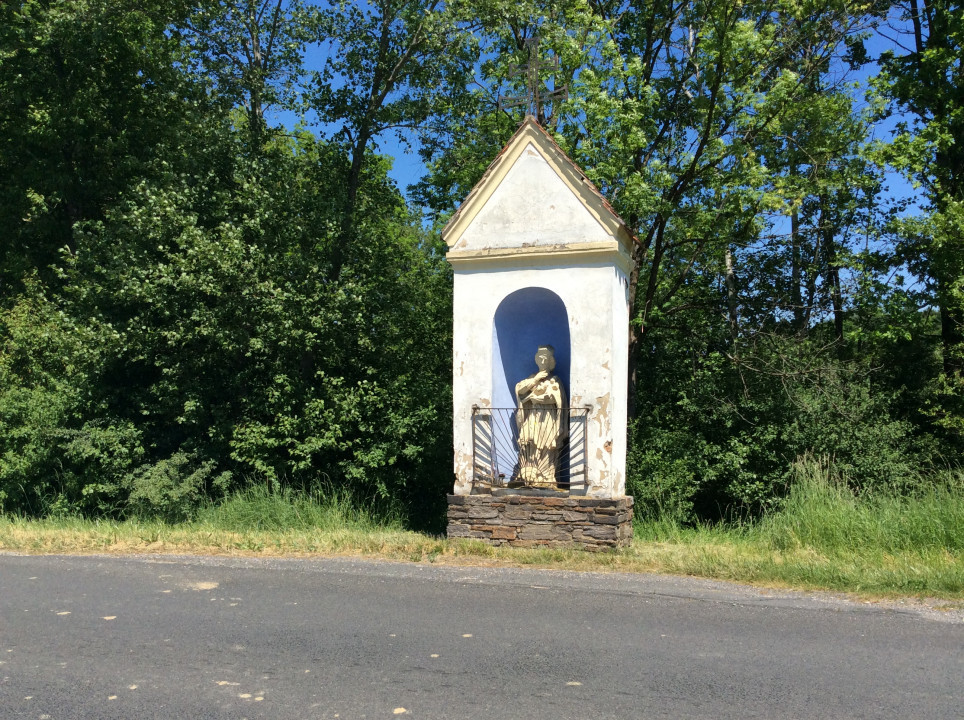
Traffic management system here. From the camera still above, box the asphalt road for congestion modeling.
[1,553,961,719]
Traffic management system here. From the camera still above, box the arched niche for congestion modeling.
[491,287,570,411]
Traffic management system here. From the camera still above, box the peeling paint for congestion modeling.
[593,393,611,436]
[604,440,612,453]
[454,449,474,494]
[454,449,472,475]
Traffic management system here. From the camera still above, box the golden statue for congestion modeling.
[514,345,568,488]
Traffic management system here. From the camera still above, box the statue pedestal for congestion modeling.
[446,493,633,551]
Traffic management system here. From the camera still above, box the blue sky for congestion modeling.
[268,8,927,217]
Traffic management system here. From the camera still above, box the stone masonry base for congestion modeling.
[447,493,634,550]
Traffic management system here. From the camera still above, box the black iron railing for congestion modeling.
[470,406,590,492]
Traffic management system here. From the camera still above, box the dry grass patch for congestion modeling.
[3,515,961,603]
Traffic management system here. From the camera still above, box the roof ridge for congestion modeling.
[441,115,638,248]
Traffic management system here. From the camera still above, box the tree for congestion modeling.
[415,0,933,518]
[0,1,455,524]
[0,0,204,292]
[412,0,590,221]
[417,0,873,391]
[874,0,964,438]
[308,0,476,270]
[176,0,316,149]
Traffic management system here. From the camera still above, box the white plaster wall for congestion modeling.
[454,143,612,251]
[452,260,630,498]
[610,266,631,497]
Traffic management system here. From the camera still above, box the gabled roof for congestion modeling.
[441,116,637,255]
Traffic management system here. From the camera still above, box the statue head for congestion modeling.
[534,344,556,372]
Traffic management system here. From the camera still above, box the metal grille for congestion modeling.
[470,406,590,493]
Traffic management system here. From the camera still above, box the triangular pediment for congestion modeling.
[442,118,635,261]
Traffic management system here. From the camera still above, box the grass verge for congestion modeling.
[1,473,962,602]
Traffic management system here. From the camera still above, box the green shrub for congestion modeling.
[0,281,102,514]
[128,452,232,521]
[628,335,924,522]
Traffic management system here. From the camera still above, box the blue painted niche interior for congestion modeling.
[491,287,570,411]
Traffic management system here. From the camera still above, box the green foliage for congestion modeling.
[0,0,205,290]
[0,279,142,515]
[629,333,923,522]
[311,0,474,147]
[1,0,962,533]
[0,281,88,513]
[0,1,454,524]
[178,0,316,145]
[872,0,964,433]
[53,130,452,518]
[2,135,452,519]
[128,452,232,521]
[633,457,964,595]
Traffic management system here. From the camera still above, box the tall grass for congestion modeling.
[632,458,964,595]
[195,484,403,533]
[760,460,964,554]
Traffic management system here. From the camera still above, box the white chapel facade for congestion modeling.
[444,117,636,500]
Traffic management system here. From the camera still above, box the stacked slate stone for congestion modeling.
[447,494,634,550]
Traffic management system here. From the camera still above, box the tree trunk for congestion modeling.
[331,127,373,279]
[939,277,964,375]
[626,225,644,420]
[819,200,844,346]
[246,2,266,147]
[790,207,804,332]
[626,216,655,420]
[724,245,740,359]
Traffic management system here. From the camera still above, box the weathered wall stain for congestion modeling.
[593,392,611,437]
[454,449,474,491]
